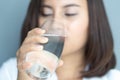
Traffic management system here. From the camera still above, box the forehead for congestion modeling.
[43,0,84,6]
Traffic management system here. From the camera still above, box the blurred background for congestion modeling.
[0,0,120,70]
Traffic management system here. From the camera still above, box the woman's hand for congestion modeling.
[16,28,63,80]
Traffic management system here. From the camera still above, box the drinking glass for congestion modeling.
[25,19,67,80]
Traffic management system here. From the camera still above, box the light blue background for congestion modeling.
[0,0,120,70]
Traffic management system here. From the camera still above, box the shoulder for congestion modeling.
[1,57,17,71]
[105,69,120,79]
[0,57,17,80]
[83,69,120,80]
[2,57,17,66]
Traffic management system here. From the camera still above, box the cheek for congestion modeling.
[63,18,89,54]
[38,17,48,27]
[71,21,88,48]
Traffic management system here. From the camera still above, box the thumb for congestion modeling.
[58,60,64,67]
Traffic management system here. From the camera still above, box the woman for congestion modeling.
[0,0,120,80]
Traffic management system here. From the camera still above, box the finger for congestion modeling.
[17,61,32,72]
[16,49,20,57]
[23,36,48,45]
[27,28,45,37]
[19,44,43,54]
[18,45,43,62]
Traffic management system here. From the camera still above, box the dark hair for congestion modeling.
[20,0,116,78]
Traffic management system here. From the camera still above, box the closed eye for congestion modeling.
[65,13,78,16]
[41,10,53,17]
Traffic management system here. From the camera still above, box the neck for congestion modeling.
[56,50,85,80]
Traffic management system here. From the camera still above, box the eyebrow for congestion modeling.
[41,5,52,9]
[41,4,80,9]
[64,4,80,8]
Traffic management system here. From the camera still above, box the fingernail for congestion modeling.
[36,28,41,33]
[40,46,43,50]
[44,37,48,42]
[42,29,46,33]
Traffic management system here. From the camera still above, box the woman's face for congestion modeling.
[39,0,89,56]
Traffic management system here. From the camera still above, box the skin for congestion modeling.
[17,0,89,80]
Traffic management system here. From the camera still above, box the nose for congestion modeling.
[51,20,64,30]
[51,12,65,30]
[51,13,67,36]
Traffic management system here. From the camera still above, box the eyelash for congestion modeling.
[41,13,52,17]
[65,13,78,16]
[41,13,78,17]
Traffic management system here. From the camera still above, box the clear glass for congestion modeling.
[25,19,67,80]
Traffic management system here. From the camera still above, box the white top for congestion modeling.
[0,58,120,80]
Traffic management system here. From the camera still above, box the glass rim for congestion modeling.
[42,33,67,37]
